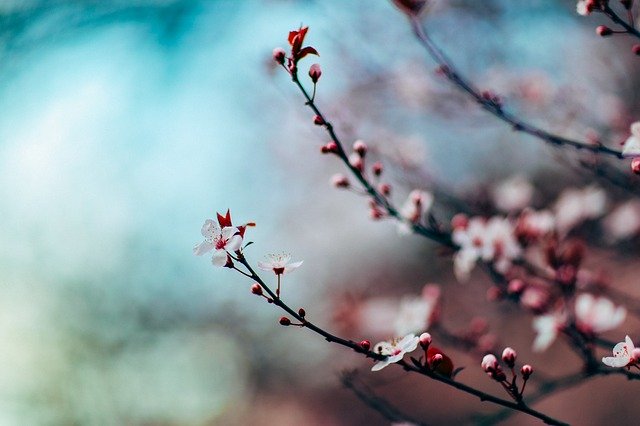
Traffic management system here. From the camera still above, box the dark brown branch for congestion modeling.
[407,17,625,160]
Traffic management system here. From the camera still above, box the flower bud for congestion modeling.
[359,340,371,351]
[313,115,325,125]
[372,161,383,176]
[320,141,338,154]
[632,157,640,175]
[272,47,286,65]
[633,44,640,55]
[419,332,432,349]
[251,283,263,295]
[378,183,391,196]
[596,25,612,37]
[298,308,306,317]
[451,213,469,230]
[632,347,640,363]
[279,316,291,326]
[507,279,525,295]
[521,364,533,379]
[501,347,517,367]
[349,152,364,172]
[309,63,322,83]
[482,354,498,372]
[353,140,368,157]
[331,173,350,188]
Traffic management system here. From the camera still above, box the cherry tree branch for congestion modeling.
[230,252,569,425]
[601,4,640,39]
[407,17,625,160]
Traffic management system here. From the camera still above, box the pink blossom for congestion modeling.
[257,253,303,276]
[622,122,640,157]
[481,354,498,372]
[554,186,606,235]
[602,335,635,368]
[393,284,441,335]
[452,216,521,282]
[575,293,626,335]
[492,175,534,212]
[603,200,640,242]
[371,334,420,371]
[193,220,243,267]
[532,311,566,352]
[400,190,433,223]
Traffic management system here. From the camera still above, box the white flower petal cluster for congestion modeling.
[602,335,635,368]
[257,253,303,276]
[554,186,606,235]
[622,122,640,157]
[452,216,522,282]
[492,175,534,213]
[575,293,626,335]
[371,334,420,371]
[193,220,243,267]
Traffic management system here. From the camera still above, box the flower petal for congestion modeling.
[201,219,218,239]
[193,241,214,256]
[225,234,243,252]
[211,249,228,267]
[257,261,272,272]
[371,359,391,371]
[284,260,303,274]
[602,355,631,368]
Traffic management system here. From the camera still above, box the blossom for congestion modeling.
[452,216,522,282]
[193,220,243,267]
[371,334,420,371]
[400,190,433,223]
[622,122,640,157]
[515,209,555,242]
[575,293,626,335]
[492,175,534,212]
[554,186,606,235]
[532,311,566,352]
[393,284,441,336]
[257,253,303,276]
[576,0,591,16]
[602,335,635,368]
[603,200,640,242]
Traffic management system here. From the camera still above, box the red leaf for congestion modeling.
[296,46,319,61]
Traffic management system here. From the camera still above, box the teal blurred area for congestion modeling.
[0,0,630,424]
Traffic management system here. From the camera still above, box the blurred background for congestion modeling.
[2,0,640,424]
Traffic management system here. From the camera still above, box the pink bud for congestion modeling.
[321,141,338,154]
[419,332,432,349]
[481,354,498,372]
[251,283,263,295]
[279,317,291,326]
[313,115,325,125]
[521,364,533,379]
[378,183,391,196]
[349,152,364,172]
[298,308,306,317]
[430,353,443,368]
[507,279,525,295]
[596,25,612,37]
[331,173,350,188]
[372,161,383,176]
[632,157,640,174]
[501,347,517,366]
[633,44,640,56]
[359,340,371,351]
[353,140,368,157]
[632,348,640,363]
[451,213,469,230]
[272,47,286,65]
[309,63,322,83]
[369,206,384,220]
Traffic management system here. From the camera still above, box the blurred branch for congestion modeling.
[407,17,625,160]
[341,371,429,426]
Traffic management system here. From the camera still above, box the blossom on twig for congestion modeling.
[602,335,635,368]
[193,220,243,267]
[371,334,420,371]
[575,293,626,335]
[257,253,303,276]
